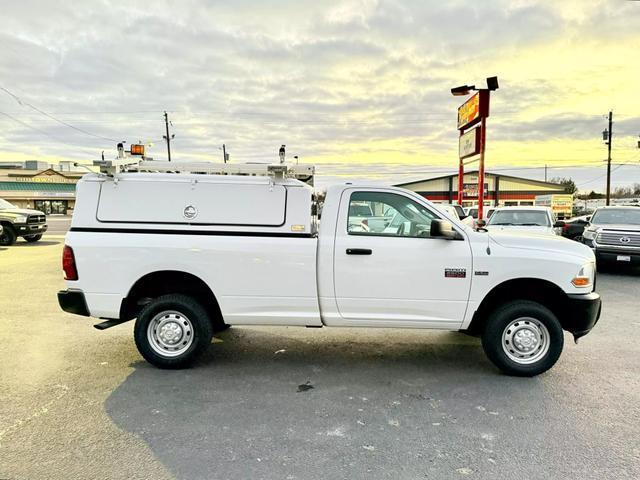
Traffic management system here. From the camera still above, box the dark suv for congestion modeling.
[0,198,48,246]
[582,206,640,267]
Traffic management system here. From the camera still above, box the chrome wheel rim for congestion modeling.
[147,310,194,357]
[502,317,550,365]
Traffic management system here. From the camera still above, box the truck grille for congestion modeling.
[27,215,46,224]
[596,231,640,247]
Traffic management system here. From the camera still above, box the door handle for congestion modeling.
[346,248,372,255]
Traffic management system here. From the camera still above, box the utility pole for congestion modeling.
[603,111,613,206]
[163,111,172,162]
[544,164,547,182]
[222,144,227,163]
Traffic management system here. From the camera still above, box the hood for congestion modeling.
[488,229,594,261]
[486,225,555,235]
[589,223,640,232]
[0,208,46,217]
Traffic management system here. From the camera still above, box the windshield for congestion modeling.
[348,204,373,217]
[488,210,551,227]
[0,199,16,210]
[453,205,465,217]
[591,208,640,225]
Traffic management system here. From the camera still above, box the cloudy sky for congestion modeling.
[1,0,639,189]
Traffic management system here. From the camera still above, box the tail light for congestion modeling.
[62,245,78,280]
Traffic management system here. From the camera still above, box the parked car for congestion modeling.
[0,198,48,246]
[561,215,590,241]
[485,206,564,236]
[434,204,475,227]
[582,206,640,267]
[58,160,600,377]
[465,206,496,220]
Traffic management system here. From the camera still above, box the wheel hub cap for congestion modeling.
[502,317,550,365]
[147,311,194,357]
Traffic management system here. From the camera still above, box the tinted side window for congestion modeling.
[347,192,437,237]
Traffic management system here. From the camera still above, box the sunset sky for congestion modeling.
[1,0,639,189]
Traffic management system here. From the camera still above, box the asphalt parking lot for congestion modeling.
[1,238,639,480]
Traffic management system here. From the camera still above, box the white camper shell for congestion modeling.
[76,172,314,235]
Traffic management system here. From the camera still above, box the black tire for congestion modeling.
[24,234,43,243]
[481,300,564,377]
[134,294,213,369]
[0,225,17,246]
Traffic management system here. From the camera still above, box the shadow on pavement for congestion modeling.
[7,240,61,247]
[104,327,597,480]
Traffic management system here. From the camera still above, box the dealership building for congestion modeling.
[396,170,566,208]
[0,161,85,214]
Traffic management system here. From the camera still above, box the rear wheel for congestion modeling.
[481,300,564,377]
[24,234,43,243]
[0,225,17,246]
[134,294,213,369]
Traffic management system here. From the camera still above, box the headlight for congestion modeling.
[582,229,595,240]
[14,215,27,223]
[571,263,594,288]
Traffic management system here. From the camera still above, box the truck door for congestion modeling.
[333,189,473,328]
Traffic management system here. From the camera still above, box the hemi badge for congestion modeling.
[475,271,489,276]
[445,268,466,278]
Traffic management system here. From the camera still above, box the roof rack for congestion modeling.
[93,159,315,184]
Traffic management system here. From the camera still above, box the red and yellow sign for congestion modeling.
[457,90,489,130]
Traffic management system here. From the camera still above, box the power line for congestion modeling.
[0,85,118,142]
[0,110,94,149]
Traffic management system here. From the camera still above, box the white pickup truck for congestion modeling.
[58,160,601,376]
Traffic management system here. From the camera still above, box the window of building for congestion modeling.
[34,200,68,215]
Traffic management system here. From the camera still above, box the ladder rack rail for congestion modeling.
[93,159,315,183]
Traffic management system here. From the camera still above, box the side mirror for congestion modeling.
[586,216,591,222]
[554,221,565,228]
[430,219,459,239]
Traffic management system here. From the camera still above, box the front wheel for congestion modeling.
[481,300,564,377]
[0,225,17,246]
[134,294,213,369]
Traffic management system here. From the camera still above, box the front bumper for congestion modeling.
[14,222,48,236]
[564,292,601,340]
[595,249,640,266]
[58,289,90,317]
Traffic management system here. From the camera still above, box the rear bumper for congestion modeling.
[564,292,601,340]
[58,289,90,317]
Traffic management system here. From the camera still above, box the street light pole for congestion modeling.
[457,130,464,205]
[478,115,487,218]
[452,78,497,221]
[164,111,172,162]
